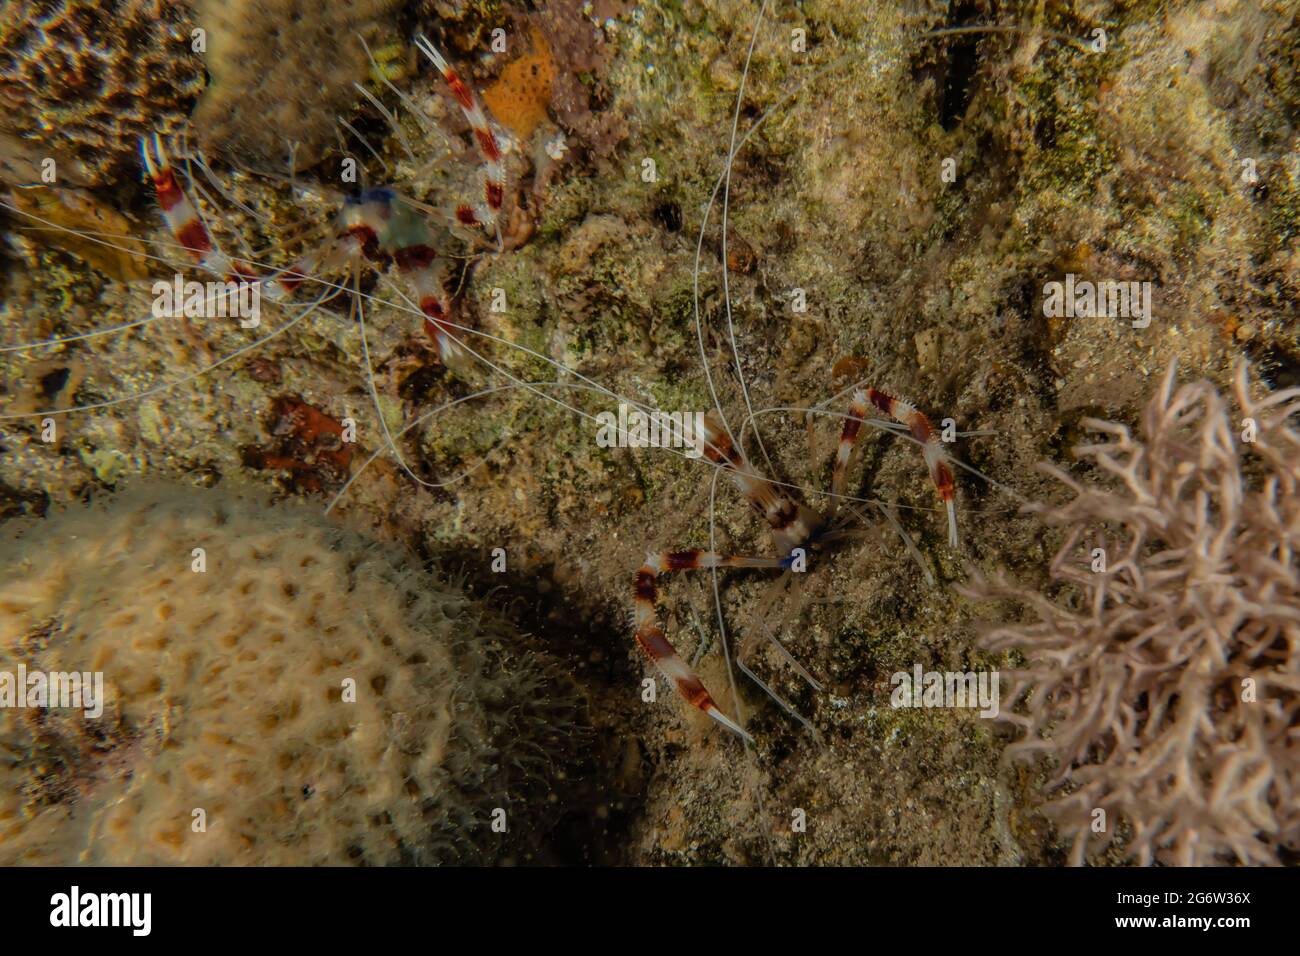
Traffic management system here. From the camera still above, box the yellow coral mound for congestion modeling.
[0,484,577,865]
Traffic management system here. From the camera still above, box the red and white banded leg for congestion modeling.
[832,387,958,547]
[700,413,823,555]
[414,36,505,233]
[140,132,358,300]
[389,244,467,371]
[634,549,785,742]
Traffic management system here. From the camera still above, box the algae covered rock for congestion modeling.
[0,483,582,865]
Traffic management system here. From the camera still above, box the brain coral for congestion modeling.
[964,363,1300,866]
[0,483,581,865]
[0,0,204,186]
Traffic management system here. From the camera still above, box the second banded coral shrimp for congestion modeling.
[138,32,524,374]
[0,35,578,502]
[621,9,1084,749]
[631,384,991,743]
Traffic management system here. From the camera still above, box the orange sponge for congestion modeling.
[482,28,556,142]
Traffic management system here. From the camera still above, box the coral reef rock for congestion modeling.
[0,0,204,186]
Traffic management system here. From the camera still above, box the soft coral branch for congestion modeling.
[961,361,1300,865]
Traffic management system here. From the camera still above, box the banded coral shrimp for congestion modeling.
[622,6,1094,745]
[632,387,989,740]
[0,31,654,513]
[590,5,1108,863]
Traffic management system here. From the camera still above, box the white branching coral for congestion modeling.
[963,362,1300,865]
